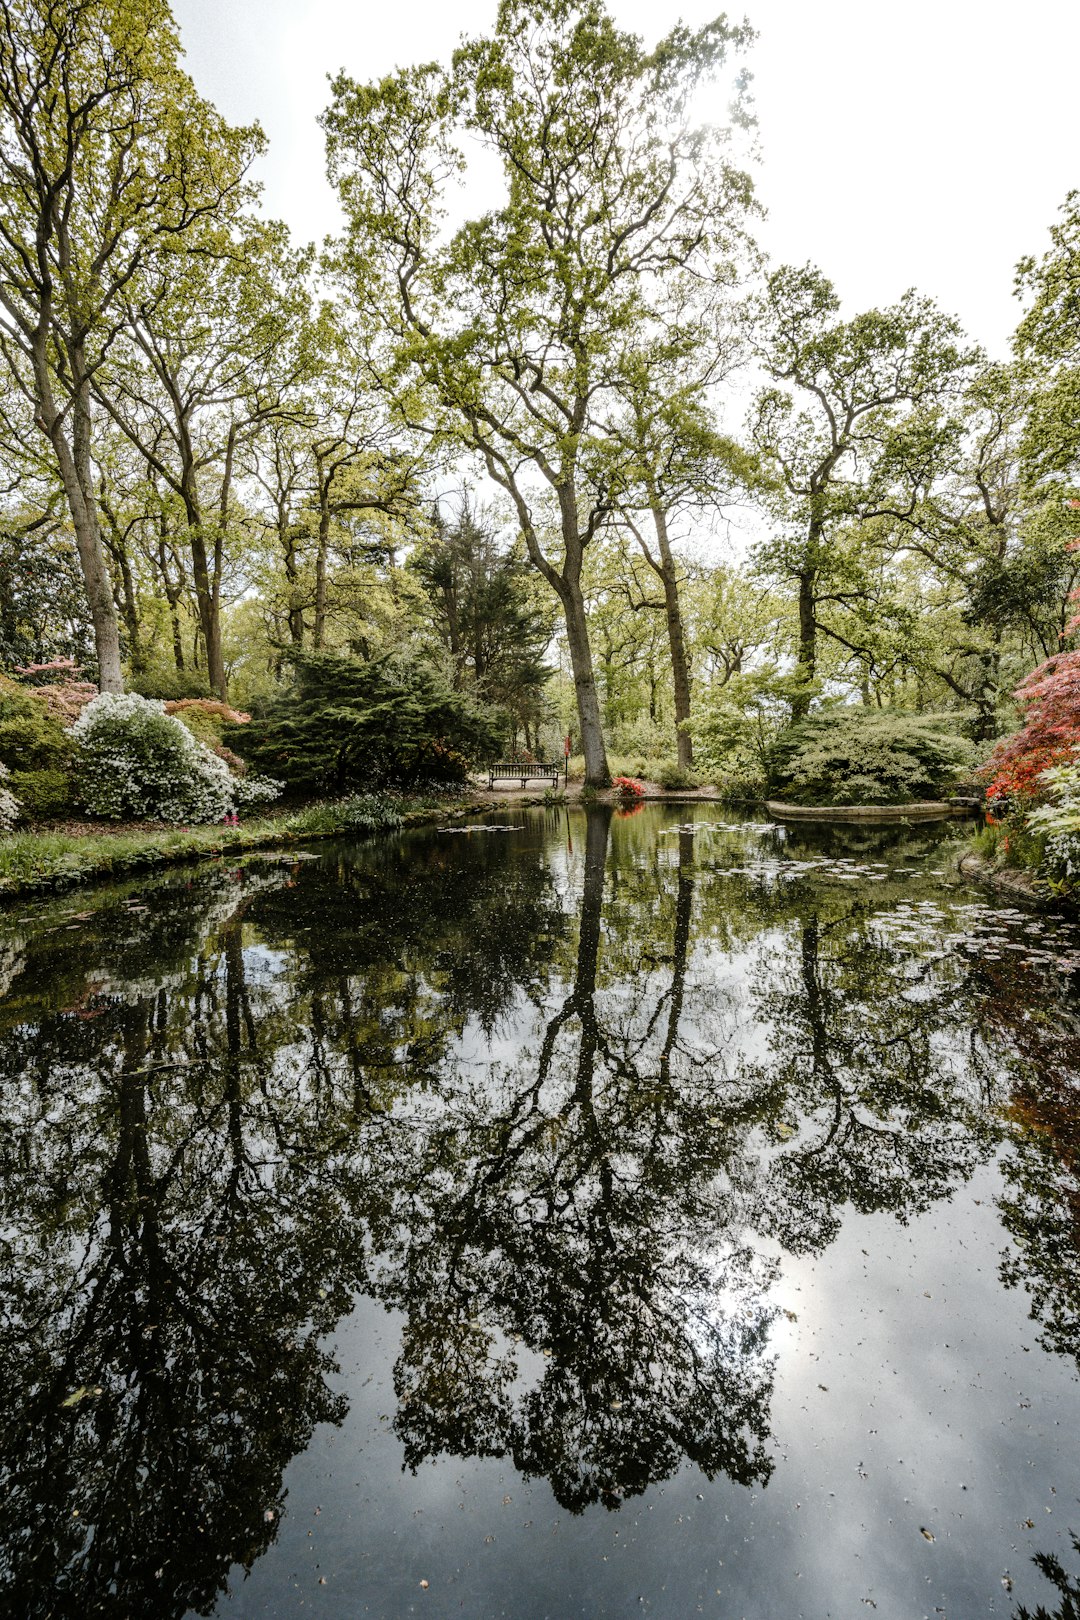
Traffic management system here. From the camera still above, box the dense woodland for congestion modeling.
[1,0,1079,818]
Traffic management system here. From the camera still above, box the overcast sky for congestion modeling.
[171,0,1078,358]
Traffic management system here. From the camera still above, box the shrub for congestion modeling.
[164,697,252,749]
[1025,761,1080,887]
[768,710,979,806]
[13,659,97,723]
[655,760,702,791]
[983,651,1080,810]
[612,775,645,801]
[284,794,403,837]
[71,693,279,824]
[232,651,505,795]
[0,764,18,833]
[0,674,72,770]
[8,768,72,823]
[129,668,214,702]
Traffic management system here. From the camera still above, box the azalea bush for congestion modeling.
[768,710,979,806]
[612,775,645,801]
[975,650,1080,884]
[72,694,280,823]
[0,763,18,833]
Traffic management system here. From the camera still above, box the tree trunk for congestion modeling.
[114,545,145,674]
[314,501,330,649]
[183,482,227,699]
[556,486,609,787]
[33,351,124,691]
[157,531,186,672]
[562,575,610,787]
[283,530,304,647]
[651,504,694,768]
[793,563,817,722]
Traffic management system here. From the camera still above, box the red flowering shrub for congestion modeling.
[612,774,645,801]
[983,651,1080,809]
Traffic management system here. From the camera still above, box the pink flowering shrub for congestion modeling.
[14,659,97,725]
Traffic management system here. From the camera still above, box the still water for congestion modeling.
[1,804,1079,1620]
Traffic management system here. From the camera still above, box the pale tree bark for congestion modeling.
[30,343,124,691]
[625,500,695,769]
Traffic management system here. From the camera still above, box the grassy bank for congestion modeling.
[0,791,507,899]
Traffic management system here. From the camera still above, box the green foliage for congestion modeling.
[8,768,72,823]
[283,795,403,837]
[695,668,813,797]
[412,501,554,731]
[130,669,214,702]
[232,652,505,795]
[655,760,702,792]
[0,675,71,771]
[768,709,980,806]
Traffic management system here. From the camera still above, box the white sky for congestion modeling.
[171,0,1080,358]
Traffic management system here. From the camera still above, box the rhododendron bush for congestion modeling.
[72,695,281,824]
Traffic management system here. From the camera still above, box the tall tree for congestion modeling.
[750,265,974,718]
[0,0,259,690]
[101,217,307,697]
[603,321,754,766]
[323,0,755,784]
[414,497,554,746]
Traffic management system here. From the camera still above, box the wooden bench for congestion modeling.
[486,760,562,789]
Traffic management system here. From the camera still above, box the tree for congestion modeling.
[875,363,1078,736]
[413,497,554,747]
[0,0,260,690]
[101,216,307,698]
[602,305,754,767]
[750,264,974,718]
[322,0,756,784]
[233,648,505,794]
[1014,189,1080,495]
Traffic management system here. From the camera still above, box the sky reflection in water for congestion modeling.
[0,804,1079,1620]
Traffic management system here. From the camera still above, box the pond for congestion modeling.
[1,804,1079,1620]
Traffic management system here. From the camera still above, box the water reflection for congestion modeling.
[0,807,1078,1617]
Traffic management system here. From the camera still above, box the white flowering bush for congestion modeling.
[0,762,19,832]
[72,693,238,823]
[1025,760,1080,881]
[233,771,284,809]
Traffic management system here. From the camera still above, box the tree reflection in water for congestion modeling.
[0,808,1076,1617]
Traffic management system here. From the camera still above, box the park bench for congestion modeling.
[486,760,562,789]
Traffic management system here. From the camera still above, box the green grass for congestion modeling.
[0,792,458,898]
